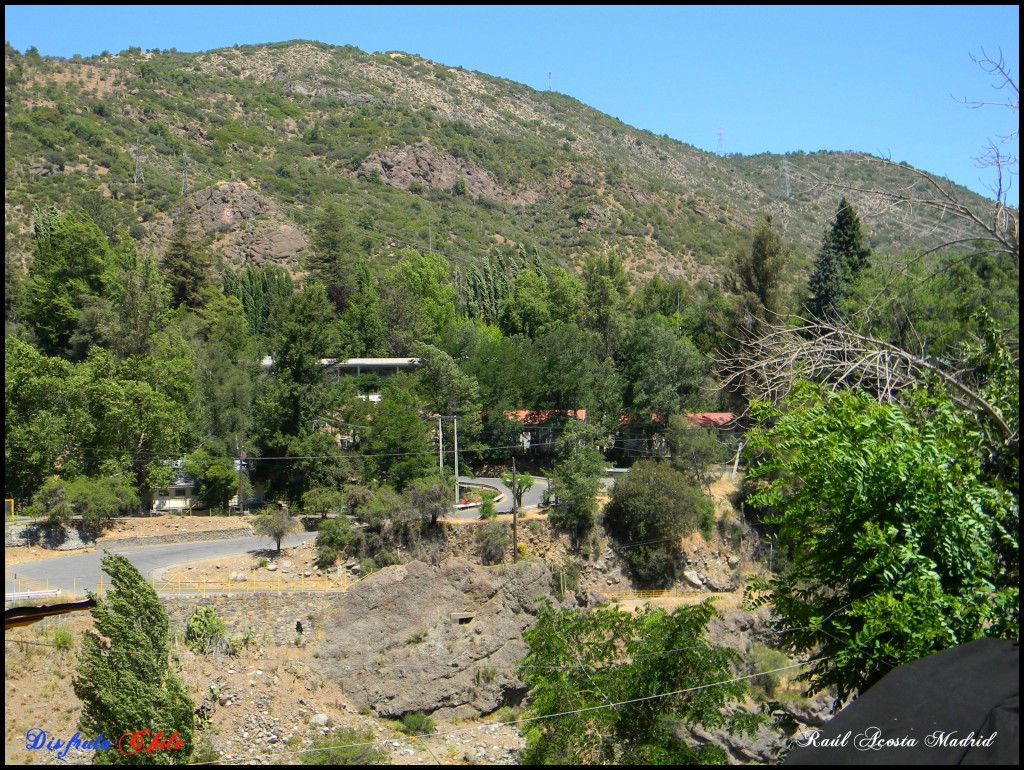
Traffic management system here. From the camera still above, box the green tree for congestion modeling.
[412,342,482,448]
[361,375,433,490]
[73,553,195,764]
[250,283,341,499]
[533,322,598,413]
[745,381,1018,707]
[382,249,457,351]
[729,214,789,337]
[604,460,713,587]
[519,601,759,764]
[806,197,872,320]
[162,218,214,309]
[405,476,452,526]
[304,202,362,311]
[666,417,730,491]
[26,206,121,355]
[315,514,353,569]
[222,263,293,340]
[617,316,708,422]
[582,252,631,358]
[253,508,300,553]
[303,485,348,518]
[497,270,553,339]
[183,450,238,512]
[337,261,389,357]
[547,420,605,539]
[501,469,535,511]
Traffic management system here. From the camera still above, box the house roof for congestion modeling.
[683,412,736,428]
[505,409,588,425]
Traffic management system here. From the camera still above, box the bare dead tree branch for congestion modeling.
[719,316,1017,453]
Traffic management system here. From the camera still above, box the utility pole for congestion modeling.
[453,416,460,506]
[180,150,190,196]
[237,441,245,516]
[438,416,444,475]
[133,139,144,185]
[512,457,518,563]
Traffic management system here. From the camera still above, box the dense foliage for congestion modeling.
[745,380,1018,705]
[73,553,195,764]
[518,601,761,764]
[605,460,715,587]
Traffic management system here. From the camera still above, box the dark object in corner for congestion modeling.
[785,638,1018,765]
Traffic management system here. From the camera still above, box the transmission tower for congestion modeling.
[179,150,190,196]
[717,126,725,156]
[547,71,552,91]
[132,139,145,185]
[781,158,791,198]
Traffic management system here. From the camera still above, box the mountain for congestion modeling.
[3,39,999,284]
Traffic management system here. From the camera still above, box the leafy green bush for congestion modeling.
[604,460,714,588]
[52,625,74,653]
[315,515,353,569]
[478,490,497,519]
[185,605,234,655]
[476,521,509,565]
[746,642,791,700]
[301,728,389,765]
[399,711,436,736]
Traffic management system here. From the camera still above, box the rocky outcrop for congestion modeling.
[314,558,570,719]
[174,181,308,266]
[356,142,530,203]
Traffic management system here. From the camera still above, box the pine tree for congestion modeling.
[162,218,213,309]
[807,197,871,320]
[72,553,195,764]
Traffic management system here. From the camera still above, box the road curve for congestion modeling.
[5,477,556,592]
[453,475,549,518]
[5,531,317,597]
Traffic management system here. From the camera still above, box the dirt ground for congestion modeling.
[4,546,97,566]
[100,513,253,540]
[4,604,525,765]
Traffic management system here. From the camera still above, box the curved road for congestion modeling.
[5,477,556,593]
[453,475,549,517]
[5,531,317,597]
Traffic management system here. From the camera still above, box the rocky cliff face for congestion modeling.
[175,180,308,267]
[313,557,572,719]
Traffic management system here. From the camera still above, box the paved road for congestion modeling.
[453,475,549,517]
[5,475,561,592]
[5,531,317,597]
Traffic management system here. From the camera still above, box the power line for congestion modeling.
[188,657,828,766]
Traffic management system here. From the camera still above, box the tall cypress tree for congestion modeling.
[73,553,195,764]
[162,218,214,309]
[807,197,871,320]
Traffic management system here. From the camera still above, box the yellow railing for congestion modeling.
[603,589,691,601]
[88,571,372,596]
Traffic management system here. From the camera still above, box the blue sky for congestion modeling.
[5,5,1020,205]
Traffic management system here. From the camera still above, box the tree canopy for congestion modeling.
[745,381,1018,706]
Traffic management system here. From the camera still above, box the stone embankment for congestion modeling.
[163,594,337,647]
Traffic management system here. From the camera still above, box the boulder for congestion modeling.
[314,558,570,719]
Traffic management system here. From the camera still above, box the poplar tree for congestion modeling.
[73,553,195,764]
